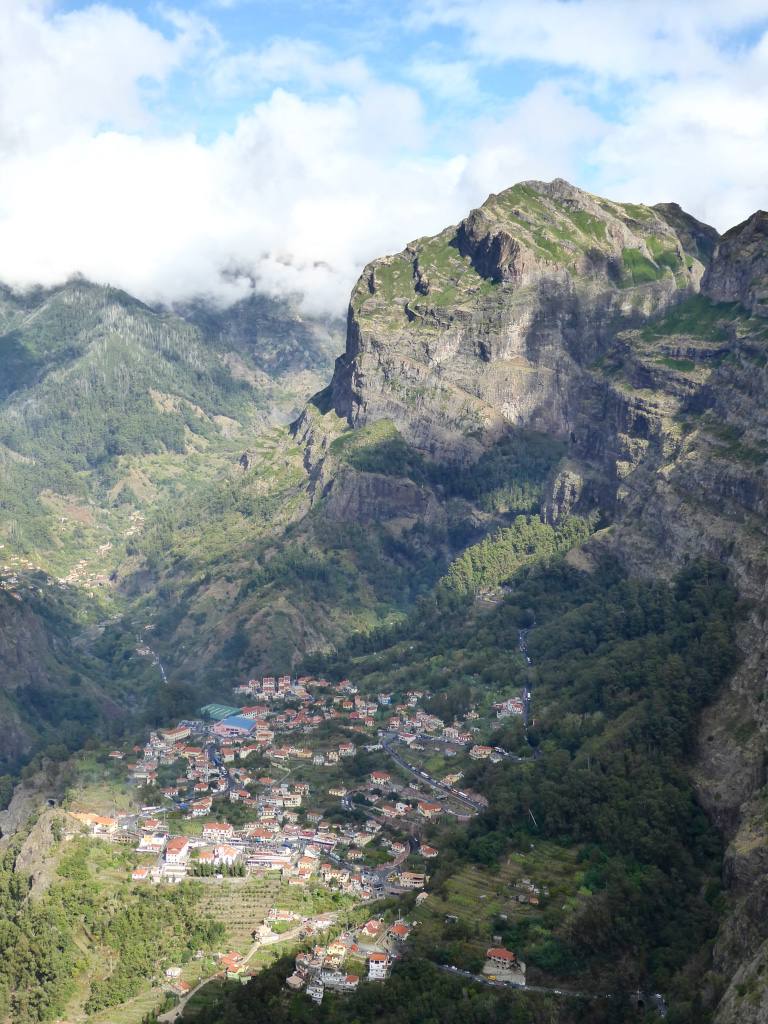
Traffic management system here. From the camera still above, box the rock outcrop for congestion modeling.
[703,211,768,315]
[326,178,710,463]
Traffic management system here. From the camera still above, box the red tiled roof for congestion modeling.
[486,947,516,961]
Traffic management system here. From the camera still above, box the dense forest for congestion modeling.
[294,558,740,1024]
[0,831,223,1022]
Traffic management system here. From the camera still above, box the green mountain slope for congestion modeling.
[0,279,341,571]
[0,278,342,773]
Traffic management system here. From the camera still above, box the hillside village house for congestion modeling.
[138,834,166,854]
[71,812,118,835]
[367,952,390,980]
[165,837,190,864]
[470,744,494,760]
[398,871,427,889]
[486,947,518,969]
[417,800,442,819]
[161,725,191,742]
[214,844,239,867]
[202,821,235,841]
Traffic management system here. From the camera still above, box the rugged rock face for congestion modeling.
[321,467,446,528]
[703,211,768,315]
[321,179,768,1023]
[326,178,710,462]
[0,594,73,767]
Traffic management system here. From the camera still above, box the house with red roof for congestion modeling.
[486,947,518,968]
[165,837,190,864]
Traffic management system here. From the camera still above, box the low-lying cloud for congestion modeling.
[1,1,767,316]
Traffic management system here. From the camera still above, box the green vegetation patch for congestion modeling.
[329,420,427,478]
[443,514,596,595]
[0,833,224,1023]
[310,558,741,1003]
[656,356,697,372]
[641,294,743,341]
[621,247,666,286]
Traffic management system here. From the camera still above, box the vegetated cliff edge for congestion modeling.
[309,178,768,1023]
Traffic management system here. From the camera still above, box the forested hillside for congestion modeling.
[186,557,741,1023]
[0,279,342,775]
[0,279,341,569]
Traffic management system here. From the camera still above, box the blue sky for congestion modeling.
[1,0,768,311]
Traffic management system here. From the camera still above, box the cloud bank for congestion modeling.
[0,1,767,315]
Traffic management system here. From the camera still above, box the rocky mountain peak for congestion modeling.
[703,209,768,314]
[325,179,718,461]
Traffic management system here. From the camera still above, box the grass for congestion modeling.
[179,978,240,1022]
[618,201,655,222]
[699,417,768,465]
[621,247,665,286]
[564,209,607,241]
[640,294,744,341]
[656,357,697,372]
[87,984,171,1024]
[647,235,682,271]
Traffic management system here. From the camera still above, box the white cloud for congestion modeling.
[407,59,480,103]
[412,0,768,80]
[211,38,369,96]
[0,2,209,153]
[0,85,474,314]
[2,0,768,318]
[412,0,768,230]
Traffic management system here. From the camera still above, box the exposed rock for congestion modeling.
[14,808,63,899]
[321,467,446,529]
[325,178,709,464]
[704,211,768,315]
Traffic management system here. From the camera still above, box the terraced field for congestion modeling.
[410,842,585,965]
[198,875,352,953]
[198,876,284,953]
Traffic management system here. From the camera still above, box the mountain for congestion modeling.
[0,279,343,771]
[0,278,342,569]
[1,179,768,1023]
[299,181,768,1023]
[171,179,766,1023]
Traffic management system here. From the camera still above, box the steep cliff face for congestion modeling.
[326,178,712,463]
[703,211,768,314]
[0,583,128,772]
[321,180,768,1022]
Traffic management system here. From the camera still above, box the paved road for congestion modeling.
[435,963,602,1000]
[380,737,485,812]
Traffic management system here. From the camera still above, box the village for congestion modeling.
[70,669,534,1010]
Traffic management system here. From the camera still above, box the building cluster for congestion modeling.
[285,916,413,1004]
[64,665,548,1014]
[493,696,525,718]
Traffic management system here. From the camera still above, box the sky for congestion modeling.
[2,0,768,315]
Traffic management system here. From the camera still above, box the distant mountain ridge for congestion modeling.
[0,277,342,774]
